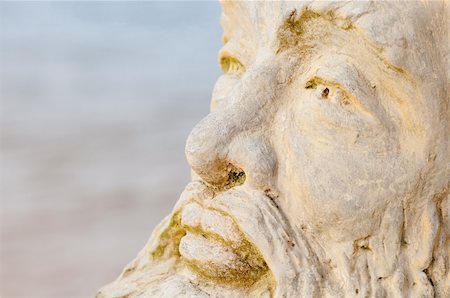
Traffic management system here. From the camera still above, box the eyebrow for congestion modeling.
[277,9,322,53]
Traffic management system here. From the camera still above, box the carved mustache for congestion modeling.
[170,181,323,296]
[180,202,244,245]
[179,200,268,285]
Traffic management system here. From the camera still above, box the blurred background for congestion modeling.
[0,2,222,297]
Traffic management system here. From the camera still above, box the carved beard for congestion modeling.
[96,181,322,297]
[177,183,323,297]
[97,181,448,298]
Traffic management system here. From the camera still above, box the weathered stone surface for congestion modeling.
[98,1,449,297]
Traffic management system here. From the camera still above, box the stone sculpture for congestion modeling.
[98,1,449,297]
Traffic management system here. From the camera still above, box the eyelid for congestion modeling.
[305,77,357,103]
[304,76,376,117]
[305,77,344,91]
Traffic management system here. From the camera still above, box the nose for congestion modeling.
[185,66,278,191]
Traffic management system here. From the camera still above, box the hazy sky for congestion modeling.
[1,1,222,105]
[1,2,223,297]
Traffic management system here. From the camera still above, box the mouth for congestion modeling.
[178,200,269,285]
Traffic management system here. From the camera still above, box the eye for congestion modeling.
[321,88,329,98]
[305,78,353,107]
[219,56,245,75]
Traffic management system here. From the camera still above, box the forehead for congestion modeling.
[220,1,370,50]
[219,1,436,68]
[220,1,399,82]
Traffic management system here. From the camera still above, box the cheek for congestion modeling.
[275,101,409,239]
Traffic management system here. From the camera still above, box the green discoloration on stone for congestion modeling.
[151,212,186,260]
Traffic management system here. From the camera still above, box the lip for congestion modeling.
[176,194,269,284]
[180,202,243,244]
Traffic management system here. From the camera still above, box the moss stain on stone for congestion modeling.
[151,212,186,260]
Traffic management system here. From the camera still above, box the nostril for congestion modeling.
[224,167,246,190]
[210,163,246,192]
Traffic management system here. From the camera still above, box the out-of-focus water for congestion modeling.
[0,2,222,297]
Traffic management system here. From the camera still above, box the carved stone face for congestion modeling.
[98,2,449,297]
[190,9,425,242]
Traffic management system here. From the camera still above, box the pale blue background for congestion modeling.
[0,2,222,297]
